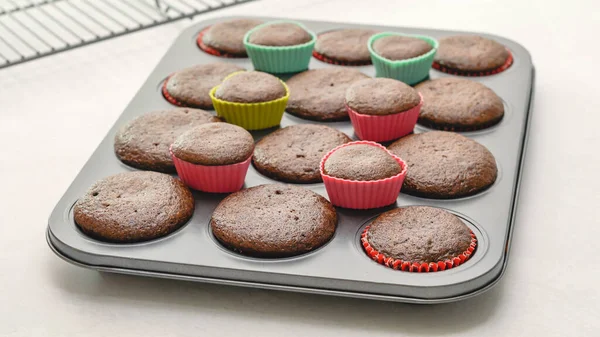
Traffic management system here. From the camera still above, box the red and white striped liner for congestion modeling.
[196,26,247,58]
[347,94,423,142]
[361,225,478,272]
[320,141,407,209]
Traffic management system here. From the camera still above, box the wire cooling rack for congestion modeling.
[0,0,255,69]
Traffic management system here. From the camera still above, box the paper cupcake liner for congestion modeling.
[432,49,513,77]
[209,72,289,130]
[243,21,316,74]
[320,141,407,209]
[347,93,423,142]
[312,50,372,66]
[170,146,251,193]
[161,74,185,107]
[368,32,439,85]
[361,226,478,272]
[417,114,504,132]
[196,26,247,58]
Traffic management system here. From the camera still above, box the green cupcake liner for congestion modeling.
[243,20,316,74]
[368,32,439,85]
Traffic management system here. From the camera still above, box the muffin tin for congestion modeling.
[47,16,534,304]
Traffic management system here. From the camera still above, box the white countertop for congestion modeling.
[1,0,599,335]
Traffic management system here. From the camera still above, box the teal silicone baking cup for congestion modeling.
[243,21,316,74]
[368,32,439,85]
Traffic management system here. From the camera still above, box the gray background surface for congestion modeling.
[1,0,598,335]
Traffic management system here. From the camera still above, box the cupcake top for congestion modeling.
[365,206,473,263]
[74,171,195,243]
[372,35,433,61]
[215,71,286,103]
[211,184,337,258]
[202,19,263,56]
[415,78,504,130]
[171,123,254,166]
[253,124,352,183]
[346,78,421,115]
[323,143,401,181]
[248,22,312,46]
[164,63,245,108]
[286,68,370,121]
[388,131,497,198]
[314,29,379,64]
[435,35,509,72]
[114,108,219,173]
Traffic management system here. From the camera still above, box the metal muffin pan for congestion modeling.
[47,16,534,304]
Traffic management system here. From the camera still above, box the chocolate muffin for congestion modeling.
[323,143,401,181]
[74,171,195,243]
[162,63,245,109]
[434,35,511,74]
[215,71,286,103]
[346,78,421,115]
[286,68,369,121]
[372,35,433,60]
[211,184,337,258]
[248,22,312,46]
[313,29,378,65]
[200,19,263,57]
[253,124,351,183]
[171,123,254,165]
[114,109,219,173]
[388,131,497,198]
[415,78,504,131]
[362,206,476,271]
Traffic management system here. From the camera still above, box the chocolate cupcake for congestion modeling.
[171,123,254,193]
[162,63,245,109]
[346,78,423,141]
[313,29,378,65]
[415,78,504,131]
[198,19,263,57]
[320,141,407,209]
[114,108,219,173]
[361,206,477,272]
[210,184,337,258]
[286,68,369,121]
[244,21,316,74]
[253,124,351,183]
[372,35,433,61]
[388,131,497,198]
[74,171,195,243]
[433,35,512,76]
[210,71,289,130]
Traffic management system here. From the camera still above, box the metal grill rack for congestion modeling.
[0,0,256,69]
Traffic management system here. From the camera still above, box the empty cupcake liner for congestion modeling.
[209,72,289,130]
[347,93,423,142]
[368,32,439,85]
[170,146,251,193]
[320,141,407,209]
[243,21,316,74]
[196,26,247,58]
[361,226,478,272]
[432,49,514,76]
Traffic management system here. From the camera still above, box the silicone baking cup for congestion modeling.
[196,26,247,58]
[361,226,478,272]
[368,32,438,85]
[170,146,251,193]
[243,21,316,73]
[320,141,407,209]
[347,93,423,142]
[209,72,289,130]
[432,49,514,76]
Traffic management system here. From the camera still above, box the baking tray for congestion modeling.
[47,16,534,304]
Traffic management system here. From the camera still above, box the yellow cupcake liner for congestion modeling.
[209,72,290,130]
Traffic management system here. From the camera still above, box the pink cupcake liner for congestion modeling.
[347,94,423,142]
[319,141,407,209]
[170,146,251,193]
